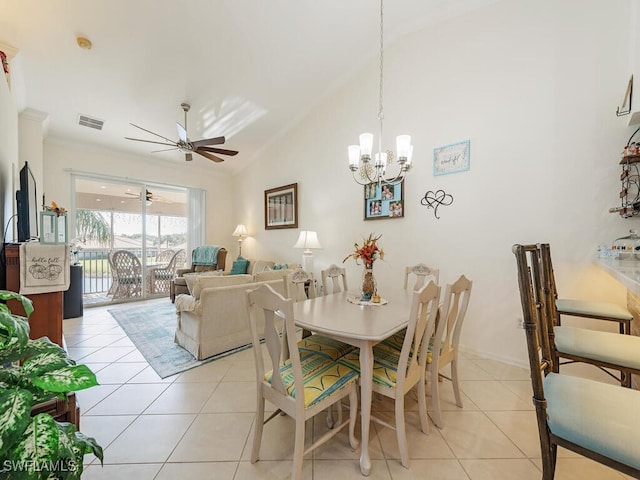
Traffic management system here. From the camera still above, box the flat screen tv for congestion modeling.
[16,161,39,242]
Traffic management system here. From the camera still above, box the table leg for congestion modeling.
[359,343,373,476]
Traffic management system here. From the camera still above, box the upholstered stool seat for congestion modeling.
[556,299,633,334]
[545,372,640,471]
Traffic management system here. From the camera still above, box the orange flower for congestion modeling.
[343,233,384,266]
[45,201,67,217]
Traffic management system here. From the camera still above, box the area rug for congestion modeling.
[108,302,252,378]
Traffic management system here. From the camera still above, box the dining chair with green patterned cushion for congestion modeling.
[338,280,441,468]
[513,244,640,479]
[428,274,472,429]
[245,284,359,480]
[287,267,356,428]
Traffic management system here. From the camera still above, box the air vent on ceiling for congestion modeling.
[77,114,104,130]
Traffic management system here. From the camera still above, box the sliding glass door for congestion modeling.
[73,176,187,305]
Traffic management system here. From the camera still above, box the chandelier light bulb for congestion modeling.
[396,135,411,161]
[359,133,373,161]
[348,145,361,171]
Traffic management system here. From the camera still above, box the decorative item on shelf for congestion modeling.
[343,233,384,301]
[612,125,640,218]
[612,229,640,260]
[232,224,248,257]
[347,0,414,187]
[293,230,322,273]
[69,238,84,265]
[40,201,68,244]
[0,50,8,85]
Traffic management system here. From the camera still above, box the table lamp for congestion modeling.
[293,230,322,273]
[232,224,248,257]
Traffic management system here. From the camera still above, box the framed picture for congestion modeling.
[433,140,470,176]
[364,180,404,220]
[265,183,298,230]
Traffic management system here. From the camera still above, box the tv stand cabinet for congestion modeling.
[5,244,63,346]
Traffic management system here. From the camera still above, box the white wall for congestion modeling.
[43,140,234,248]
[0,63,18,242]
[231,0,638,366]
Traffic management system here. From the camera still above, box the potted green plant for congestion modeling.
[0,290,103,479]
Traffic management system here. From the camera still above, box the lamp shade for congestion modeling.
[232,224,248,237]
[293,231,322,250]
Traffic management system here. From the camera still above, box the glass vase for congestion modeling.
[361,263,377,301]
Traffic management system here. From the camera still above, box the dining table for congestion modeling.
[291,287,414,476]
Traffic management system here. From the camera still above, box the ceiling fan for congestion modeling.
[125,189,172,204]
[124,103,239,163]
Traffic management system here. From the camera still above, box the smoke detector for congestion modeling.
[76,36,92,50]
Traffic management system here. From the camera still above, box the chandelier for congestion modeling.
[348,0,414,186]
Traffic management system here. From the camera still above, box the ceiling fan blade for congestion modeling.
[124,137,177,148]
[191,136,226,148]
[196,150,225,163]
[177,123,188,143]
[129,123,175,144]
[151,147,179,153]
[185,152,193,162]
[196,146,239,156]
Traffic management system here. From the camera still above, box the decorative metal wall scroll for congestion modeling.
[420,189,453,219]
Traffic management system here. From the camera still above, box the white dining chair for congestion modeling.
[245,284,360,480]
[321,264,348,295]
[404,263,439,290]
[338,281,441,468]
[428,274,472,429]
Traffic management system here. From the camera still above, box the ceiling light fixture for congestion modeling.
[348,0,413,186]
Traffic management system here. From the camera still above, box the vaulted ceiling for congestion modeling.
[1,0,497,174]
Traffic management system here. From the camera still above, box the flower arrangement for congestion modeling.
[44,200,67,216]
[343,233,384,267]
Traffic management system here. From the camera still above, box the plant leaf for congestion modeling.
[0,312,30,364]
[10,414,59,478]
[0,388,33,459]
[23,351,75,377]
[31,365,99,393]
[21,337,68,361]
[0,290,34,318]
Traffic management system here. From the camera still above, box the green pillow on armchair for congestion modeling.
[230,256,250,275]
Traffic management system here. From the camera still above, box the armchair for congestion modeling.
[170,247,227,302]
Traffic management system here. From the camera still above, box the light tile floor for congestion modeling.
[63,299,631,480]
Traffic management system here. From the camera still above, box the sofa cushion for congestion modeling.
[230,256,250,275]
[183,270,224,295]
[253,268,293,282]
[249,260,275,275]
[193,274,252,299]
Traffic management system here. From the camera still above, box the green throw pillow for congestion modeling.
[273,263,288,270]
[230,256,250,275]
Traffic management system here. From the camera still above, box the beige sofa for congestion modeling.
[174,267,294,360]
